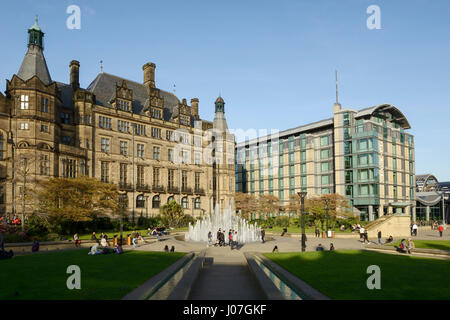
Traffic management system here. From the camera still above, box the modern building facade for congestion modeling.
[235,100,416,221]
[415,174,449,223]
[0,19,235,220]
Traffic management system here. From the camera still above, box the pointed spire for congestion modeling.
[334,69,341,113]
[17,17,52,85]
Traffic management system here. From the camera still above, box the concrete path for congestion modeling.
[187,247,265,300]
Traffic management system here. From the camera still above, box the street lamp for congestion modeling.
[441,186,449,230]
[325,198,329,238]
[119,194,127,245]
[297,191,307,252]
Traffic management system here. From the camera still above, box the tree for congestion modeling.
[15,153,35,232]
[35,176,119,233]
[305,193,351,232]
[234,192,258,220]
[258,194,280,220]
[159,200,184,227]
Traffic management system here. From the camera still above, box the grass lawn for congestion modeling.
[388,240,450,251]
[264,250,450,299]
[0,249,185,300]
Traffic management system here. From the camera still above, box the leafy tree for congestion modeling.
[258,194,280,220]
[159,200,184,227]
[306,193,351,232]
[234,192,258,220]
[35,176,119,233]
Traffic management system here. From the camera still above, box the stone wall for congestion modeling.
[367,214,411,238]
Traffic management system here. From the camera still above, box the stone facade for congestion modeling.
[0,19,235,221]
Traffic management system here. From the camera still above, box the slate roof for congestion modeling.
[17,44,52,85]
[86,72,180,121]
[56,82,74,109]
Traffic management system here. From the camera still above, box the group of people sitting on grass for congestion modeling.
[88,242,123,255]
[397,238,415,254]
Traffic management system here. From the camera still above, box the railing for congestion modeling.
[167,186,179,194]
[152,184,165,193]
[136,184,151,192]
[119,182,133,191]
[181,187,193,195]
[194,188,205,195]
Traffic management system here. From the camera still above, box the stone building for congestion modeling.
[0,19,235,221]
[236,99,416,222]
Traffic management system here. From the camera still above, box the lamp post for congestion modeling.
[325,199,329,238]
[441,186,449,230]
[298,191,307,252]
[119,194,127,245]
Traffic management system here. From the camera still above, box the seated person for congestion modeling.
[272,245,279,253]
[170,246,175,252]
[88,243,103,255]
[385,235,394,244]
[114,244,123,254]
[100,237,108,247]
[31,239,40,252]
[315,243,325,251]
[397,239,408,253]
[215,239,220,247]
[164,245,169,252]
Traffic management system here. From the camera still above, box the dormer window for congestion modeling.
[180,116,190,126]
[151,108,162,119]
[117,99,130,112]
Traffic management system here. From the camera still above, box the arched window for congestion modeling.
[194,197,201,209]
[167,196,174,203]
[181,197,188,209]
[152,195,160,208]
[136,195,145,208]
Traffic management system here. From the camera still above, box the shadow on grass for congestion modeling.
[264,250,450,300]
[0,249,185,300]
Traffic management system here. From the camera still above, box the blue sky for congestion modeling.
[0,0,449,179]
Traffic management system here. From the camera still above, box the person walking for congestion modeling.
[412,222,418,236]
[363,230,369,244]
[261,228,266,243]
[315,227,320,238]
[438,224,444,237]
[377,230,382,245]
[91,232,98,243]
[234,231,238,249]
[207,231,212,246]
[359,226,365,241]
[73,233,80,248]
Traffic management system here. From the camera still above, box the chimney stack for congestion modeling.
[142,62,156,88]
[70,60,80,90]
[191,98,199,119]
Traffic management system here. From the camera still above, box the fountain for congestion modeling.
[185,199,261,243]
